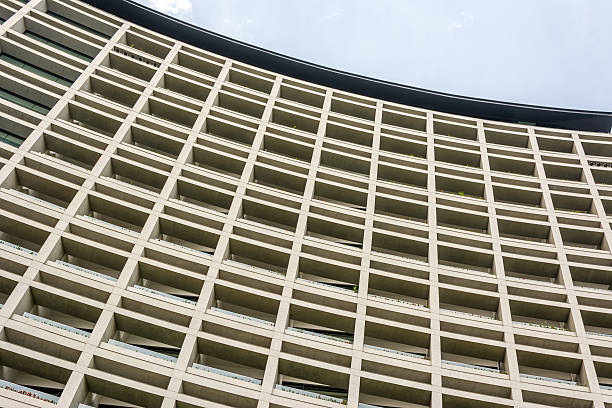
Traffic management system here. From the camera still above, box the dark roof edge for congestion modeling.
[84,0,612,133]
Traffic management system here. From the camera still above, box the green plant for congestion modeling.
[458,191,465,196]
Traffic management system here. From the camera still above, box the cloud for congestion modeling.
[145,0,193,18]
[447,11,474,32]
[321,9,343,22]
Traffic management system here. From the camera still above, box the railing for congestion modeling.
[297,278,355,293]
[440,308,496,320]
[275,384,346,404]
[54,260,118,282]
[31,151,88,172]
[442,359,500,373]
[364,344,426,359]
[11,190,64,210]
[367,294,427,309]
[152,238,212,256]
[114,46,161,67]
[513,321,569,331]
[101,176,156,195]
[225,259,284,276]
[520,373,577,385]
[210,307,275,326]
[575,285,610,293]
[507,275,559,286]
[288,327,353,344]
[192,363,262,385]
[439,263,492,275]
[0,378,59,404]
[83,215,137,235]
[376,252,428,267]
[108,339,178,363]
[586,331,612,338]
[23,313,91,337]
[0,239,37,255]
[133,285,196,305]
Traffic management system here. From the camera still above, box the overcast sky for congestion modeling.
[136,0,611,112]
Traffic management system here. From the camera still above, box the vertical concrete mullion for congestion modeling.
[258,88,332,408]
[570,133,608,408]
[346,100,381,408]
[476,120,522,404]
[426,112,442,408]
[528,129,602,406]
[572,133,612,252]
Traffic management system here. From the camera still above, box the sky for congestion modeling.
[135,0,611,112]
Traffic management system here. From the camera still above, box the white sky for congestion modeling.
[136,0,611,111]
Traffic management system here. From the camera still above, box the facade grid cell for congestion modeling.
[0,1,610,408]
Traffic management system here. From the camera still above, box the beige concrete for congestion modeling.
[0,1,610,407]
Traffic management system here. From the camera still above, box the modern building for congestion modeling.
[0,0,611,407]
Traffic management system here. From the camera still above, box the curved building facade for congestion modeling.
[0,1,611,408]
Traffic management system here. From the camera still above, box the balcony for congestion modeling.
[0,378,59,404]
[442,359,501,374]
[368,273,429,309]
[108,339,178,363]
[275,384,346,404]
[517,349,583,387]
[288,303,355,345]
[133,285,196,306]
[193,363,261,385]
[54,260,116,282]
[82,215,139,236]
[441,336,505,376]
[314,178,368,210]
[23,312,91,338]
[439,287,499,321]
[210,307,275,327]
[78,372,161,408]
[582,310,612,338]
[510,299,571,333]
[520,373,577,385]
[107,313,183,365]
[297,278,357,294]
[226,237,290,276]
[364,344,426,360]
[358,377,431,408]
[287,327,352,344]
[51,236,126,282]
[241,197,299,232]
[153,216,220,258]
[60,101,123,138]
[0,239,37,256]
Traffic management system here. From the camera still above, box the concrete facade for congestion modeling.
[0,1,611,407]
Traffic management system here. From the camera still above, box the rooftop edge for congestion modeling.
[84,0,612,133]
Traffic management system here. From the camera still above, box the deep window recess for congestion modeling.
[0,128,25,147]
[24,31,93,61]
[0,87,50,114]
[0,54,73,86]
[46,10,110,39]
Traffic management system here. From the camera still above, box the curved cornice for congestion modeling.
[84,0,612,133]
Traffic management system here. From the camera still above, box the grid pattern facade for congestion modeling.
[0,1,612,408]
